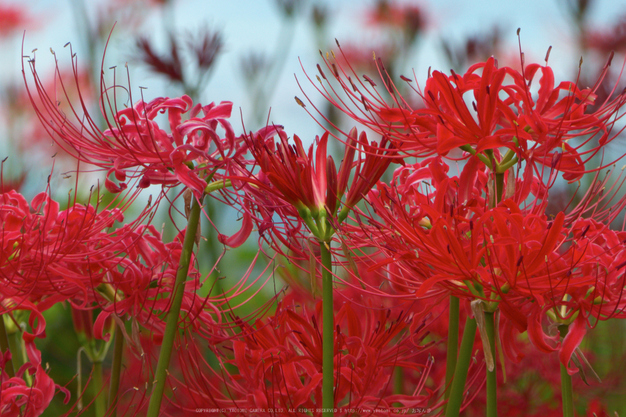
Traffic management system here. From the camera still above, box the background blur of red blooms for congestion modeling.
[2,0,626,416]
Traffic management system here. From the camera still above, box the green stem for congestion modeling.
[7,323,23,378]
[0,316,15,378]
[497,156,518,173]
[559,325,574,417]
[445,317,477,417]
[393,367,403,407]
[320,240,335,417]
[92,361,105,417]
[204,179,231,194]
[444,296,460,406]
[499,148,516,166]
[146,195,204,417]
[108,324,125,417]
[495,173,504,205]
[459,145,492,166]
[484,312,498,417]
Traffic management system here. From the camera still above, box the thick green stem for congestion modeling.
[320,241,335,417]
[7,322,23,377]
[92,361,105,417]
[445,317,477,417]
[108,324,125,417]
[495,173,504,205]
[497,156,518,173]
[0,316,15,377]
[393,367,404,407]
[444,296,460,406]
[146,195,204,417]
[559,325,574,417]
[484,312,498,417]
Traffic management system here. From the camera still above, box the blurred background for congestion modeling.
[2,0,626,415]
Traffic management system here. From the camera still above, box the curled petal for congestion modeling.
[105,177,127,194]
[559,313,587,375]
[218,211,253,248]
[527,307,558,353]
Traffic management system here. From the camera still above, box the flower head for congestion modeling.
[243,126,398,243]
[305,46,626,182]
[23,48,244,198]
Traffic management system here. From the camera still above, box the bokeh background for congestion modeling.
[2,0,626,415]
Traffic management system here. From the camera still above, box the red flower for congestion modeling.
[306,49,626,182]
[350,154,626,373]
[0,189,129,308]
[0,303,69,416]
[172,297,437,416]
[243,126,398,243]
[0,3,32,38]
[23,49,245,198]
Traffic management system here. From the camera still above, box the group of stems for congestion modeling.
[443,304,499,417]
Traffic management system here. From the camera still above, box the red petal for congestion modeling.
[559,313,587,375]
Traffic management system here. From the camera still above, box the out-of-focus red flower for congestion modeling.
[584,14,626,54]
[0,3,31,38]
[366,0,426,44]
[442,27,505,72]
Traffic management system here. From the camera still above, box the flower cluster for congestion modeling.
[4,9,626,416]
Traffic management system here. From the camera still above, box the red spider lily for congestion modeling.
[0,301,69,416]
[23,48,245,198]
[0,185,245,351]
[170,296,438,416]
[245,129,330,216]
[242,126,397,240]
[584,14,626,55]
[303,46,626,182]
[0,188,136,308]
[347,154,626,373]
[0,340,68,417]
[227,169,309,259]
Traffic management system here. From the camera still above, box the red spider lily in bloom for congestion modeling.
[0,339,68,416]
[0,189,136,308]
[305,45,626,182]
[0,183,172,317]
[349,154,626,373]
[243,126,398,236]
[23,48,246,198]
[0,302,69,416]
[365,0,426,44]
[170,296,438,416]
[90,224,276,345]
[584,14,626,55]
